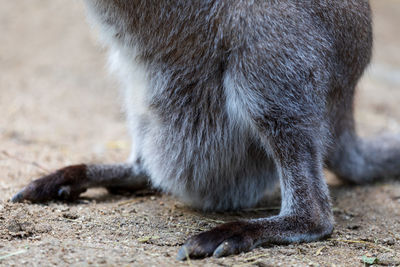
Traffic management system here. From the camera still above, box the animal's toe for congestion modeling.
[177,233,219,260]
[213,235,253,258]
[10,188,27,203]
[177,221,260,260]
[10,165,88,203]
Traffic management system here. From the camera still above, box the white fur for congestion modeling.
[84,4,279,211]
[108,47,150,166]
[224,72,254,131]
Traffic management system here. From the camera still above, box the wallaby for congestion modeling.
[11,0,400,260]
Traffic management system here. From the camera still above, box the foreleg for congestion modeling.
[11,163,149,203]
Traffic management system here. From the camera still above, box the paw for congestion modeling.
[177,221,261,260]
[10,164,88,203]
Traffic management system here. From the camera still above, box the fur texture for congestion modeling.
[12,0,400,260]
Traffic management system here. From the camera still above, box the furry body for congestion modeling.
[13,0,400,260]
[83,0,372,211]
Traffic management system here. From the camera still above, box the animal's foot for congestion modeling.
[10,164,88,203]
[177,221,261,260]
[177,215,334,260]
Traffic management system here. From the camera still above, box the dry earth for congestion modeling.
[1,1,400,266]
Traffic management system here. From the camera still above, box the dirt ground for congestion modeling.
[1,1,400,266]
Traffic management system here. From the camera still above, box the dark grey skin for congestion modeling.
[11,0,400,260]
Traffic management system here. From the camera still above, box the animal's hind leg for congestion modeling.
[326,88,400,184]
[327,125,400,184]
[11,163,149,203]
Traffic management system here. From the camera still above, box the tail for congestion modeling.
[327,131,400,183]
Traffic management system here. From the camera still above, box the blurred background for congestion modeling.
[0,1,399,266]
[0,0,129,181]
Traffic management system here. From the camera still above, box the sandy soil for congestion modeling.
[1,1,400,266]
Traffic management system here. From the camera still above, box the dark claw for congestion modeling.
[176,245,190,261]
[58,186,71,199]
[213,242,230,258]
[213,235,252,258]
[10,188,26,203]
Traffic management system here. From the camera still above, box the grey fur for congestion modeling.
[12,0,400,260]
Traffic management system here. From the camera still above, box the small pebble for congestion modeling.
[347,224,361,230]
[382,238,395,246]
[62,213,79,220]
